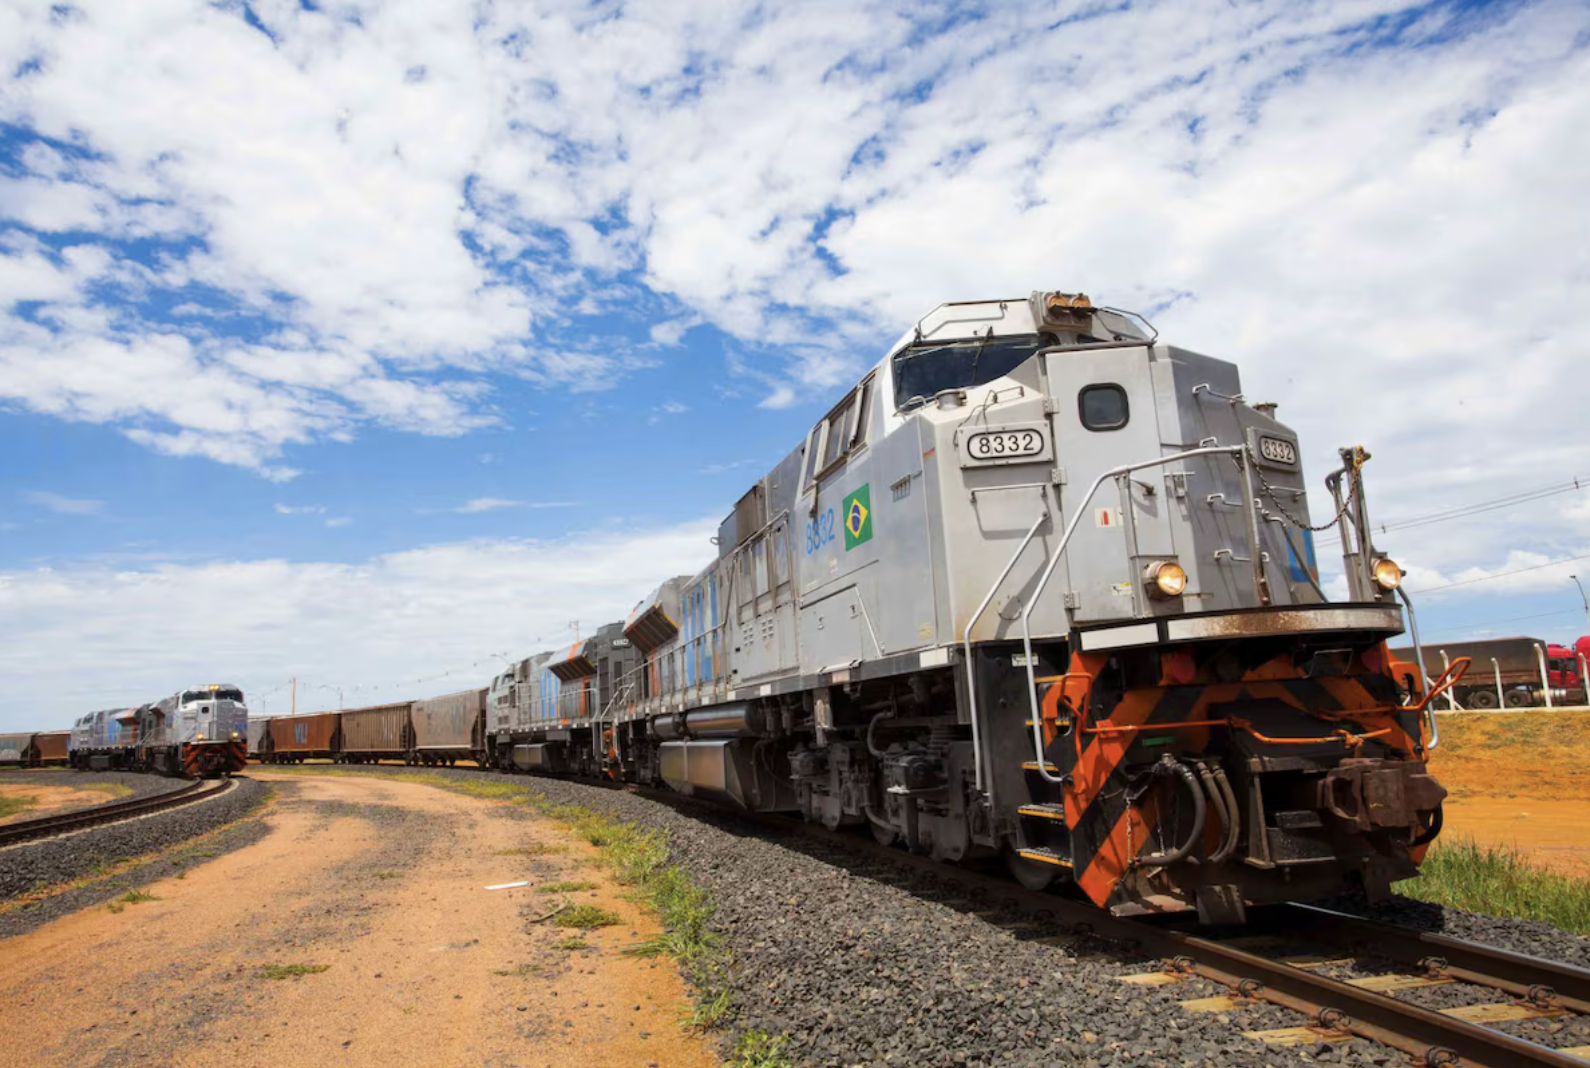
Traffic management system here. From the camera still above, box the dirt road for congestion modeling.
[0,773,717,1068]
[1431,710,1590,875]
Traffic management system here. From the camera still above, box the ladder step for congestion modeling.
[1017,804,1067,822]
[1017,847,1073,869]
[1021,761,1061,772]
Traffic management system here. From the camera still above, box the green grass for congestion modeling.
[553,936,590,951]
[1399,835,1590,935]
[371,870,401,880]
[257,963,331,980]
[0,795,35,819]
[729,1030,794,1068]
[553,904,622,929]
[118,889,160,904]
[537,880,596,893]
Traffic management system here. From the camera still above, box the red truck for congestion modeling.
[1391,635,1589,709]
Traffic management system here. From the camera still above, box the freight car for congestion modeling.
[262,711,339,764]
[339,702,413,764]
[68,685,249,777]
[410,689,488,766]
[480,289,1450,924]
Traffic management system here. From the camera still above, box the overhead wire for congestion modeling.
[1314,475,1587,547]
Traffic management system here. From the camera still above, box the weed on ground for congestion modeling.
[0,795,36,820]
[553,904,622,929]
[1398,835,1590,935]
[257,963,331,980]
[536,880,596,893]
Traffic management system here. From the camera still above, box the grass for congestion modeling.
[494,844,565,856]
[0,794,36,819]
[372,870,401,880]
[257,963,331,980]
[492,963,539,976]
[729,1031,794,1068]
[536,880,596,893]
[553,936,590,951]
[553,904,622,929]
[119,889,161,903]
[1398,836,1590,935]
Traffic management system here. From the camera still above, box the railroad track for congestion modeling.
[0,778,233,848]
[688,798,1590,1068]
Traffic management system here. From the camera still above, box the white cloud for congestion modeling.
[23,490,103,515]
[0,518,718,729]
[324,516,353,528]
[274,503,327,515]
[0,0,1585,579]
[455,497,521,514]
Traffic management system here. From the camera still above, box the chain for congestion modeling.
[1247,444,1363,532]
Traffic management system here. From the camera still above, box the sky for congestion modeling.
[2,0,1588,728]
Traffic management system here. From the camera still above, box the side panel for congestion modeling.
[32,731,69,763]
[412,689,484,751]
[341,704,412,754]
[268,713,339,754]
[0,733,31,765]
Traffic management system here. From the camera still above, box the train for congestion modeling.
[254,289,1448,924]
[250,691,487,766]
[67,685,250,778]
[0,730,70,768]
[21,290,1451,924]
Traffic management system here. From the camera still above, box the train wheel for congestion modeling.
[1005,849,1057,892]
[1468,689,1499,709]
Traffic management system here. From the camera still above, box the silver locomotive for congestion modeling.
[490,291,1449,922]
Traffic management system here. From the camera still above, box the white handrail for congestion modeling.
[1021,446,1244,784]
[959,498,1052,800]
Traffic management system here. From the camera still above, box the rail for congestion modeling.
[0,778,224,847]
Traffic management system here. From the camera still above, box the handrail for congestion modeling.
[960,496,1052,801]
[1395,586,1437,749]
[1022,446,1244,783]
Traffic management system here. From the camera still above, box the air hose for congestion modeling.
[1131,755,1207,869]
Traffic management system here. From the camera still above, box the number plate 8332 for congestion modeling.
[959,423,1053,467]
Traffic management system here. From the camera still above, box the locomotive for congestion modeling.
[483,290,1452,924]
[69,684,249,778]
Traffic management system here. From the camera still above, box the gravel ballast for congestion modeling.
[0,775,269,906]
[270,765,1590,1068]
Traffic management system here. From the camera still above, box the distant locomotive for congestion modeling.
[69,684,249,778]
[476,290,1452,923]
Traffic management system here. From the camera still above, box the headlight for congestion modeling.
[1145,560,1188,599]
[229,731,240,740]
[196,733,205,741]
[1372,557,1403,591]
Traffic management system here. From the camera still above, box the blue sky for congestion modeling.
[2,0,1589,727]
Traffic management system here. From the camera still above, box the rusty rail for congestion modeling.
[0,778,224,847]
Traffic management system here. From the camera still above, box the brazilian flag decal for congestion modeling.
[843,484,872,550]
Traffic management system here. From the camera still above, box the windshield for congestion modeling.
[183,689,243,704]
[892,335,1047,411]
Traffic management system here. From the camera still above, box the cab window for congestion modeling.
[1079,384,1129,430]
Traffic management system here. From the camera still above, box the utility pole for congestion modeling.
[291,676,297,716]
[1572,575,1590,638]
